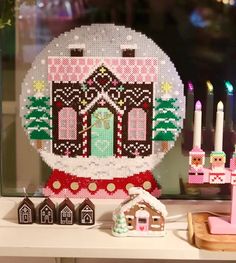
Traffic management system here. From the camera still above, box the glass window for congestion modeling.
[58,107,77,140]
[128,108,147,141]
[1,0,236,199]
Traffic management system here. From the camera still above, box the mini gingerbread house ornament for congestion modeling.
[38,197,56,224]
[112,187,167,237]
[78,198,95,225]
[58,198,75,225]
[18,197,35,224]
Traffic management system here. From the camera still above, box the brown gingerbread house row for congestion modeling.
[18,197,95,225]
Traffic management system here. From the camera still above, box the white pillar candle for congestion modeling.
[193,101,202,148]
[214,101,224,152]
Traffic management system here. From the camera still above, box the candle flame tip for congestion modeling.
[187,81,194,92]
[195,100,202,110]
[217,101,224,111]
[206,81,213,94]
[225,81,234,95]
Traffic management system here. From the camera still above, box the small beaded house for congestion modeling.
[78,198,95,225]
[18,197,35,224]
[112,187,167,237]
[58,198,75,225]
[38,197,56,224]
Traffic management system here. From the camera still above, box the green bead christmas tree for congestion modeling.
[112,213,129,235]
[24,81,52,149]
[152,82,180,152]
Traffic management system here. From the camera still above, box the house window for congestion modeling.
[138,218,147,223]
[128,108,147,141]
[58,107,77,140]
[122,49,135,57]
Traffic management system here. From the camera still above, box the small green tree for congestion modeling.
[24,96,52,149]
[113,213,129,235]
[152,98,180,152]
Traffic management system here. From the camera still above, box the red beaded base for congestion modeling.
[43,169,161,198]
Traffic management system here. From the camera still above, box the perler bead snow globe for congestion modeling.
[20,24,185,198]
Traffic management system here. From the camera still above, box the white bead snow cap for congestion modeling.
[126,187,168,218]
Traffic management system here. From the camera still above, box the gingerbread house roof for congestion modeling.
[117,187,167,217]
[58,198,74,212]
[48,57,158,84]
[38,197,55,211]
[79,198,95,211]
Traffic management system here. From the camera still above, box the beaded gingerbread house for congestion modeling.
[20,24,185,198]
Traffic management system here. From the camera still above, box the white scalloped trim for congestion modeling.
[40,151,164,179]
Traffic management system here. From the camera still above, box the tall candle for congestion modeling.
[205,81,214,130]
[185,81,194,130]
[193,101,202,148]
[225,81,234,130]
[214,101,224,152]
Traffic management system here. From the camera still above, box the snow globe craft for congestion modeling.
[20,24,185,198]
[112,187,167,237]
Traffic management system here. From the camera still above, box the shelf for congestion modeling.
[0,197,235,260]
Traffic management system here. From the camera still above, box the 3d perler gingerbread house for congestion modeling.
[20,24,185,198]
[112,187,167,237]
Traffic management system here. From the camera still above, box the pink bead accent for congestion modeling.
[137,59,143,66]
[58,107,77,140]
[128,59,135,65]
[83,65,89,74]
[104,58,111,64]
[78,58,85,65]
[188,175,204,184]
[145,75,151,83]
[141,66,147,74]
[132,66,139,74]
[71,58,77,65]
[87,58,94,65]
[116,66,123,74]
[62,58,69,65]
[111,59,118,65]
[54,58,61,64]
[120,59,127,66]
[145,58,152,66]
[58,65,65,73]
[47,57,159,84]
[124,66,131,74]
[50,65,57,73]
[62,74,69,82]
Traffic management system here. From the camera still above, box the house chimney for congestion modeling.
[68,44,85,57]
[120,44,137,57]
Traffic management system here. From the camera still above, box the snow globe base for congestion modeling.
[43,169,161,199]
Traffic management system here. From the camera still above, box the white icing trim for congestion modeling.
[80,92,124,115]
[118,187,168,217]
[150,224,161,228]
[40,151,164,179]
[120,44,137,49]
[68,43,85,49]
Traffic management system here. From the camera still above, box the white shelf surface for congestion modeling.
[0,197,235,260]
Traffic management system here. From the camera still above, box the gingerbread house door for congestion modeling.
[91,107,114,157]
[135,210,150,231]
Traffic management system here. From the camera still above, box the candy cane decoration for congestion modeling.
[116,113,122,157]
[82,113,88,157]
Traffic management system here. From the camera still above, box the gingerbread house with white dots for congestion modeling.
[20,24,185,198]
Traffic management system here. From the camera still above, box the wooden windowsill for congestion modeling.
[0,197,234,260]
